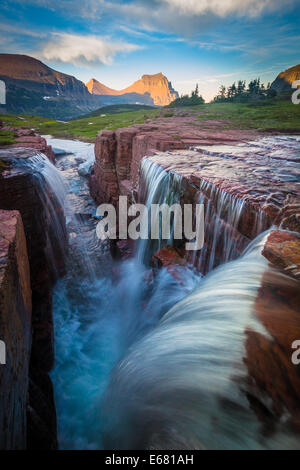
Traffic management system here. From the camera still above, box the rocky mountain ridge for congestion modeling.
[0,54,99,119]
[87,72,179,106]
[271,63,300,93]
[0,54,178,117]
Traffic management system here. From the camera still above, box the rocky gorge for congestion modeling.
[0,112,299,449]
[0,130,67,448]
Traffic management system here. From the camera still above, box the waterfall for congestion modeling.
[137,156,268,274]
[49,139,200,449]
[193,180,268,273]
[13,151,67,278]
[137,158,183,264]
[47,138,299,450]
[101,231,300,450]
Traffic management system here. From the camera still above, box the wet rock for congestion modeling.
[245,274,300,430]
[90,117,258,208]
[242,229,300,431]
[52,147,71,157]
[114,239,135,260]
[0,127,55,163]
[262,230,300,279]
[0,210,31,449]
[27,367,57,449]
[152,245,188,284]
[78,161,93,176]
[0,148,67,449]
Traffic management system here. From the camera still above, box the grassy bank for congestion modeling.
[0,106,161,142]
[1,100,299,143]
[188,100,300,132]
[0,129,16,145]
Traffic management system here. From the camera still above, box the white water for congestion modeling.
[35,137,299,450]
[102,233,300,450]
[137,158,183,264]
[45,138,199,449]
[13,150,67,277]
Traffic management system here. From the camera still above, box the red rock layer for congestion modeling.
[0,210,31,449]
[90,116,257,209]
[244,230,300,430]
[90,117,299,274]
[0,124,55,163]
[0,148,67,449]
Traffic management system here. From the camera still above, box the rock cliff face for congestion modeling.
[87,73,179,106]
[90,116,259,209]
[0,210,31,449]
[271,64,300,93]
[245,230,300,430]
[123,73,178,106]
[86,79,121,96]
[0,148,67,449]
[90,117,299,275]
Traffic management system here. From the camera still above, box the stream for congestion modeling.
[39,136,299,450]
[45,137,199,449]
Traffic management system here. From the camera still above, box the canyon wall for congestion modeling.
[0,210,31,449]
[90,117,299,272]
[90,118,300,435]
[90,117,259,208]
[0,147,67,449]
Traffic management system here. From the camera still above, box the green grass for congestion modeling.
[0,129,16,145]
[185,100,300,132]
[0,99,299,143]
[0,108,161,142]
[79,103,157,118]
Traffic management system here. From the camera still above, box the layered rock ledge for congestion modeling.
[0,122,55,163]
[0,210,31,449]
[145,135,299,272]
[90,118,299,274]
[89,117,260,207]
[0,147,67,449]
[245,230,300,430]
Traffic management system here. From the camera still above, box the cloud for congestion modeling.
[40,33,142,65]
[160,0,294,18]
[9,0,296,38]
[0,23,44,38]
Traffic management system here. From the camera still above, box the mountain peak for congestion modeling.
[87,73,178,106]
[271,63,300,92]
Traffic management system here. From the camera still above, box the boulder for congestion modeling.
[152,245,188,284]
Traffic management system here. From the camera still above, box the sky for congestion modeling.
[0,0,299,101]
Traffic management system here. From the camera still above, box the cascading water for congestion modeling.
[137,158,183,264]
[101,232,300,450]
[11,150,68,277]
[48,139,199,449]
[44,137,299,450]
[193,180,266,273]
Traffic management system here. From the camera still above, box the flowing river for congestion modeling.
[38,136,299,450]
